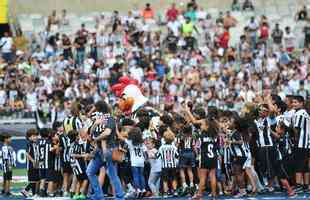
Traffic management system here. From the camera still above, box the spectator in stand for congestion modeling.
[283,26,295,53]
[47,10,59,32]
[166,3,179,22]
[247,16,259,49]
[60,9,69,26]
[303,20,310,48]
[271,23,283,49]
[142,3,155,20]
[184,4,197,22]
[74,31,87,67]
[242,0,254,11]
[259,22,269,44]
[223,11,237,30]
[231,0,241,11]
[218,28,230,50]
[295,5,308,21]
[0,32,14,62]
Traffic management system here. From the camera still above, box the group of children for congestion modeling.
[0,95,309,200]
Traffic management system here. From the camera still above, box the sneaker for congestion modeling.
[173,190,178,197]
[73,194,80,200]
[190,193,203,200]
[267,187,275,193]
[163,193,169,198]
[63,191,70,197]
[189,186,196,195]
[78,194,86,200]
[233,192,247,198]
[20,190,29,198]
[294,185,304,193]
[47,193,55,197]
[179,187,187,196]
[125,191,136,198]
[288,191,297,198]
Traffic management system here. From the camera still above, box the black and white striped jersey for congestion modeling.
[0,145,16,173]
[69,141,86,176]
[63,116,83,134]
[37,138,52,169]
[229,131,249,158]
[157,144,179,169]
[255,117,274,147]
[59,134,71,163]
[26,142,39,170]
[293,109,310,149]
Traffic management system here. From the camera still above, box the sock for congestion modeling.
[31,183,36,195]
[183,183,188,188]
[190,182,194,187]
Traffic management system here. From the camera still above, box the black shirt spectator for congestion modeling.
[304,23,310,48]
[74,33,87,52]
[271,24,283,45]
[296,6,307,21]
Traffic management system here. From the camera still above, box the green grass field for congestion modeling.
[0,169,27,189]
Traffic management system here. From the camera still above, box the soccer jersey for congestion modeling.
[69,141,87,176]
[293,109,310,149]
[0,145,16,173]
[59,133,71,163]
[26,142,39,170]
[157,144,179,169]
[126,140,147,167]
[37,138,52,169]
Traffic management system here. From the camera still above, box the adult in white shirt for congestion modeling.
[0,32,13,62]
[283,26,295,53]
[167,19,181,37]
[129,65,144,83]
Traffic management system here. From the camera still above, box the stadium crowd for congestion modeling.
[0,0,309,199]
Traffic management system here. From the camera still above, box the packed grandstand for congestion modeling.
[0,0,309,200]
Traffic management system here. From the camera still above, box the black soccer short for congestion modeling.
[39,169,48,180]
[161,168,177,182]
[179,151,196,168]
[257,146,277,178]
[294,148,309,173]
[28,168,40,182]
[76,173,88,181]
[47,170,63,182]
[3,171,12,181]
[62,162,72,174]
[199,157,217,170]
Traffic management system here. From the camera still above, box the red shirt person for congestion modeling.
[166,3,179,22]
[260,22,269,41]
[219,29,230,49]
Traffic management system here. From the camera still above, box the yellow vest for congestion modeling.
[0,0,8,24]
[182,22,193,36]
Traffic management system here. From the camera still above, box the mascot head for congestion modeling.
[111,76,148,115]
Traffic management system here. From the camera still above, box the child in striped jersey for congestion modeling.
[21,129,39,198]
[226,116,255,198]
[69,130,89,200]
[46,130,62,197]
[157,127,179,197]
[37,128,52,197]
[0,134,16,196]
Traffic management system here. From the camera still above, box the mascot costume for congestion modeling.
[111,76,160,135]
